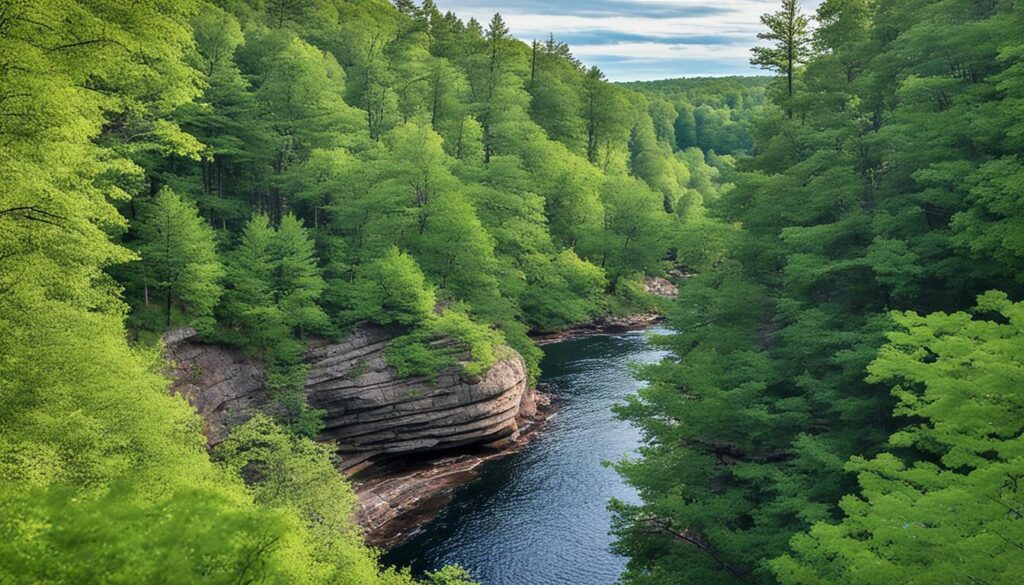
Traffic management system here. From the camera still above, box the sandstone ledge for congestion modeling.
[352,387,556,548]
[165,326,528,455]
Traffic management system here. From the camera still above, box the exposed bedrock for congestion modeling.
[165,326,529,455]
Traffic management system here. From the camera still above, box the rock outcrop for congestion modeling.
[643,275,679,298]
[305,327,528,454]
[352,386,556,547]
[165,326,529,455]
[165,328,268,445]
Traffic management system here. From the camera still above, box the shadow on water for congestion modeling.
[383,328,670,585]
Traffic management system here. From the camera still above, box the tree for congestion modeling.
[220,213,284,351]
[750,0,811,115]
[271,214,330,336]
[177,5,270,229]
[582,67,632,165]
[340,246,437,327]
[773,292,1024,585]
[482,13,510,163]
[222,213,327,344]
[589,176,670,283]
[238,31,366,219]
[218,213,328,435]
[215,414,382,580]
[132,188,224,330]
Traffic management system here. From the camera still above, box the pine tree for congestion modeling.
[220,213,281,351]
[221,213,327,351]
[750,0,811,115]
[271,214,330,336]
[132,188,224,330]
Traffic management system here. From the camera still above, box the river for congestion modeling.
[383,327,670,585]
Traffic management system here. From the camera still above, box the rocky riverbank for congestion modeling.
[353,388,556,547]
[164,273,676,549]
[531,312,665,345]
[531,275,677,345]
[164,326,549,547]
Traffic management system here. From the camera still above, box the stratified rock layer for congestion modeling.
[165,328,268,445]
[165,327,528,454]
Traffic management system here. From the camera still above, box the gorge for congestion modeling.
[5,0,1023,584]
[385,327,670,584]
[164,312,665,550]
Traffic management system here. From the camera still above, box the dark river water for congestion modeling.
[383,328,670,585]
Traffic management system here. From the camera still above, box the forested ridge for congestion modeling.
[0,0,720,582]
[612,0,1024,584]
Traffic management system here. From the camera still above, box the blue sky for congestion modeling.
[435,0,821,81]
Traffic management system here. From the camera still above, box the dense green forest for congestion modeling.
[2,0,1022,582]
[612,0,1024,584]
[0,0,718,582]
[622,76,768,155]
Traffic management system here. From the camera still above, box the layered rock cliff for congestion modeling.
[165,326,528,455]
[305,327,527,454]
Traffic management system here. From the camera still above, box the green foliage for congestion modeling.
[612,1,1024,584]
[0,483,305,584]
[341,246,437,327]
[773,293,1024,584]
[750,0,813,104]
[422,565,479,585]
[219,213,286,351]
[521,249,607,332]
[622,77,767,155]
[387,310,506,379]
[221,211,327,344]
[215,415,396,581]
[0,0,748,579]
[129,187,224,332]
[216,212,329,435]
[0,2,418,580]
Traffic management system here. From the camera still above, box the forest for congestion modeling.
[613,0,1024,583]
[0,0,1021,583]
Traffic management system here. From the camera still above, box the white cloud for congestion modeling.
[435,0,822,80]
[571,41,753,62]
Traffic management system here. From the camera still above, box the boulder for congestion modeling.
[643,275,678,298]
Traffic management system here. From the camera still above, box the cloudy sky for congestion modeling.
[435,0,820,81]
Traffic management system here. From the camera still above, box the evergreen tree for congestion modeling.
[773,293,1024,585]
[220,213,282,351]
[341,246,437,327]
[271,214,330,336]
[131,188,224,330]
[750,0,812,115]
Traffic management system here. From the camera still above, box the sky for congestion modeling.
[435,0,821,82]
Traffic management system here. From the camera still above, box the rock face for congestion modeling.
[305,327,528,454]
[165,326,529,454]
[165,328,268,445]
[352,386,556,547]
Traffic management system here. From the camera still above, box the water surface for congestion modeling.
[384,328,669,585]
